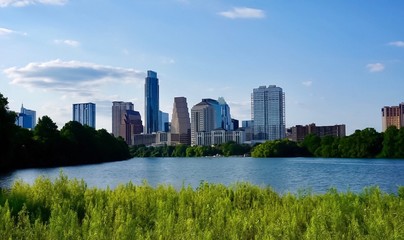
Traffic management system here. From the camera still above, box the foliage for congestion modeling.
[0,174,403,239]
[299,128,390,159]
[0,93,18,170]
[0,92,130,171]
[130,142,251,158]
[251,139,307,158]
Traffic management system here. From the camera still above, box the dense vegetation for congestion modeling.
[131,127,404,159]
[0,93,130,171]
[0,174,403,239]
[131,141,252,157]
[252,127,404,158]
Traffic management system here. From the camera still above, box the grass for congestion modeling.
[0,173,403,239]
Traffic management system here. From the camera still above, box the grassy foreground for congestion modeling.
[0,175,403,239]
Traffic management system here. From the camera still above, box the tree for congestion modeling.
[34,116,59,143]
[0,93,17,169]
[301,134,321,156]
[172,144,187,157]
[380,126,398,158]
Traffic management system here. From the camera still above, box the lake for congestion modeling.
[0,157,403,194]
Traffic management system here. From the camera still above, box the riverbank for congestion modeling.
[0,174,403,239]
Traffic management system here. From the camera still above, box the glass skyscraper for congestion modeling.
[73,103,96,128]
[251,85,285,141]
[15,104,36,129]
[144,70,159,134]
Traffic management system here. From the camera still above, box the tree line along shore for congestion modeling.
[2,92,404,172]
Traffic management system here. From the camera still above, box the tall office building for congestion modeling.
[382,103,404,131]
[190,99,218,145]
[218,97,232,130]
[15,104,36,129]
[251,85,285,141]
[145,70,159,134]
[112,101,134,137]
[123,110,143,145]
[171,97,191,145]
[158,111,169,132]
[73,103,96,128]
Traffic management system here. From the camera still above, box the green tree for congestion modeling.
[172,144,187,157]
[380,126,398,158]
[0,93,17,169]
[301,134,321,156]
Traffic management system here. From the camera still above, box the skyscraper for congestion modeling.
[171,97,191,145]
[382,103,404,131]
[251,85,285,141]
[190,99,218,145]
[123,110,143,145]
[73,103,96,128]
[218,97,232,130]
[112,101,134,137]
[158,110,169,132]
[15,104,36,129]
[144,70,159,134]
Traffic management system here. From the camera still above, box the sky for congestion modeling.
[1,0,404,134]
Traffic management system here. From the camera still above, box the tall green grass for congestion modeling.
[0,174,403,239]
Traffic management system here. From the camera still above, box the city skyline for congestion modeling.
[1,1,404,134]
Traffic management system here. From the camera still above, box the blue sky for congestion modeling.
[1,0,404,134]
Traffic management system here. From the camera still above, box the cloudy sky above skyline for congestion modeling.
[1,0,404,133]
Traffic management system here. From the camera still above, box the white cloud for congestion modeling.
[0,0,67,7]
[388,41,404,48]
[4,59,145,97]
[54,39,80,47]
[0,27,13,35]
[219,7,265,19]
[366,63,385,73]
[302,81,313,87]
[0,27,27,36]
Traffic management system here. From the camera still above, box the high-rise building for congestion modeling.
[123,110,143,145]
[15,104,36,129]
[251,85,285,141]
[289,123,346,142]
[218,97,232,130]
[170,97,191,145]
[158,110,169,132]
[73,103,96,128]
[231,118,239,130]
[382,103,404,131]
[144,70,159,134]
[112,101,134,137]
[190,99,217,145]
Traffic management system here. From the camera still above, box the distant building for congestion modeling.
[133,133,156,146]
[190,99,218,145]
[73,103,96,128]
[218,97,232,130]
[112,101,134,137]
[122,110,143,145]
[144,70,159,134]
[382,103,404,131]
[251,85,285,141]
[289,123,346,142]
[195,129,246,146]
[231,118,239,130]
[15,104,36,129]
[170,97,191,145]
[158,110,169,132]
[242,120,254,128]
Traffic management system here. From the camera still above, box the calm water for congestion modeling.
[0,157,403,194]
